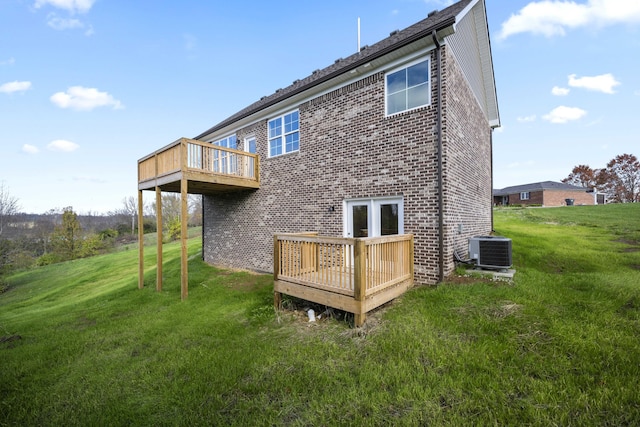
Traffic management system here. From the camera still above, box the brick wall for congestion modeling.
[441,46,493,275]
[544,190,594,206]
[505,190,594,206]
[203,45,493,284]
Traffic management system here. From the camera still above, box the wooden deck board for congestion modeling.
[274,233,414,326]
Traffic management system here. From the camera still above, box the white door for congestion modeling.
[344,197,403,238]
[243,136,257,178]
[346,201,371,238]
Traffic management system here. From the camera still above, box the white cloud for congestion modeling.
[34,0,96,14]
[0,81,32,94]
[568,73,620,94]
[498,0,640,39]
[47,14,83,30]
[45,12,93,34]
[50,86,123,111]
[552,86,570,96]
[543,106,587,123]
[47,139,79,152]
[22,144,40,154]
[517,115,537,122]
[0,58,15,66]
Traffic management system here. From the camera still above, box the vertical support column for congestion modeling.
[180,181,188,301]
[155,186,163,292]
[273,235,282,310]
[353,239,366,327]
[138,190,144,289]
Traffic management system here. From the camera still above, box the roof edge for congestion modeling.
[194,16,457,140]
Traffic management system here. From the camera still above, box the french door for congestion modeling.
[243,136,257,178]
[344,197,404,238]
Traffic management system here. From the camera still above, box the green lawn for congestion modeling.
[1,205,639,425]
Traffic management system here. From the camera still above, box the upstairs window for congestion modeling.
[268,110,299,157]
[212,134,237,174]
[385,58,430,116]
[520,192,530,200]
[213,135,236,149]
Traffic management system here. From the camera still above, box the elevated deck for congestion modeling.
[138,137,259,194]
[137,137,260,301]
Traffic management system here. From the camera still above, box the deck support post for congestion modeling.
[273,235,282,309]
[353,239,366,327]
[155,186,163,292]
[180,176,188,300]
[138,190,144,289]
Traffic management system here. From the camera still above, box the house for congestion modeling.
[493,181,604,207]
[137,0,499,323]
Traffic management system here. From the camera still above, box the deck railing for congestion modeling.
[138,137,259,185]
[273,233,414,326]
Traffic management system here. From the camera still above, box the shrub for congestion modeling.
[36,253,61,266]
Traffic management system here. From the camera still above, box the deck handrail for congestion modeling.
[138,137,260,184]
[274,233,414,298]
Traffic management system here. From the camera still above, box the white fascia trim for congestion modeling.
[202,43,437,143]
[454,0,481,31]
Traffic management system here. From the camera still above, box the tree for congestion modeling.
[0,182,20,237]
[189,195,203,227]
[562,165,598,188]
[50,207,82,261]
[601,154,640,203]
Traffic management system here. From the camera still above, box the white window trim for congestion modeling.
[210,134,237,174]
[520,192,530,200]
[384,56,431,117]
[343,196,404,238]
[268,109,299,158]
[212,134,237,148]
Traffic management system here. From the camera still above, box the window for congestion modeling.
[385,58,430,115]
[212,134,237,174]
[213,135,236,149]
[268,110,299,157]
[520,192,530,200]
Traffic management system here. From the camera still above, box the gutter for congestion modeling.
[432,30,445,282]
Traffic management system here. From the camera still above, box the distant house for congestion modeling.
[493,181,604,207]
[137,0,500,322]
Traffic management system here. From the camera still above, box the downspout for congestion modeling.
[490,131,494,232]
[432,30,444,282]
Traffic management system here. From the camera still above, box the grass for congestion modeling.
[1,205,639,425]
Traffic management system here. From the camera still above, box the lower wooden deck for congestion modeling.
[273,233,414,326]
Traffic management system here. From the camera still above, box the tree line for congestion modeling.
[562,153,639,203]
[0,183,202,283]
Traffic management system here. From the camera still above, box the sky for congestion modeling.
[1,0,639,214]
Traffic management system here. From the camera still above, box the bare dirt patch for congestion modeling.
[0,335,22,349]
[278,296,392,338]
[615,238,640,252]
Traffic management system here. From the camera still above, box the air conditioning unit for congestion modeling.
[469,236,512,269]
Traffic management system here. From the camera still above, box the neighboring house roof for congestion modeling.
[493,181,590,196]
[195,0,496,141]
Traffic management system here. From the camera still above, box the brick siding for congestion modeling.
[503,190,595,206]
[203,45,493,284]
